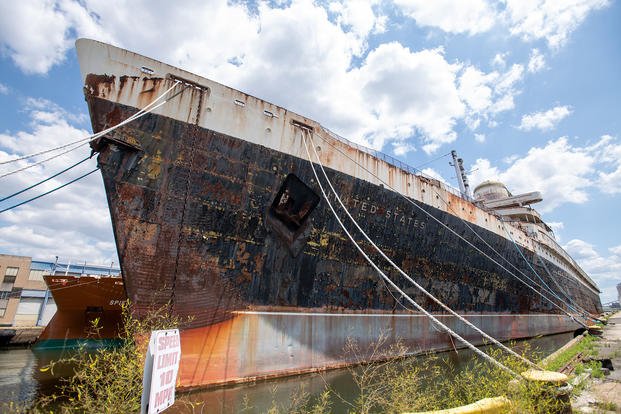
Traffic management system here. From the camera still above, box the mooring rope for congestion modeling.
[312,131,589,328]
[305,132,539,369]
[427,184,593,326]
[0,168,99,213]
[500,220,594,322]
[0,81,186,181]
[301,130,520,377]
[0,156,91,202]
[0,80,183,168]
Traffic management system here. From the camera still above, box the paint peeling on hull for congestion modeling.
[84,96,600,387]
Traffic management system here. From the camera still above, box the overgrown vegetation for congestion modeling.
[319,335,576,414]
[544,334,599,372]
[6,300,188,413]
[257,386,332,414]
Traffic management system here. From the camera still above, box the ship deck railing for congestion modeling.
[320,127,475,203]
[536,227,597,288]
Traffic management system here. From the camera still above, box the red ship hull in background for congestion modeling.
[34,275,126,350]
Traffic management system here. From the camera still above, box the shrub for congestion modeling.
[28,300,187,413]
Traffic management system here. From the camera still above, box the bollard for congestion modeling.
[521,370,571,414]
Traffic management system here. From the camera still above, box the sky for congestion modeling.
[0,0,619,303]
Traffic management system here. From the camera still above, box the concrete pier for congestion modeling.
[572,312,621,413]
[0,326,43,346]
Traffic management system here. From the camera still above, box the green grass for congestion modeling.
[543,334,599,372]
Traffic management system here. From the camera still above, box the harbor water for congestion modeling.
[0,332,573,413]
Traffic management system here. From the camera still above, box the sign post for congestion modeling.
[140,329,181,414]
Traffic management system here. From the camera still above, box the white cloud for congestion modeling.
[0,0,607,160]
[470,137,594,212]
[564,239,621,303]
[474,133,486,143]
[494,63,524,94]
[518,105,572,131]
[329,0,386,37]
[504,0,610,49]
[591,134,621,194]
[597,167,621,195]
[0,2,70,74]
[391,1,609,49]
[458,63,524,130]
[2,0,609,81]
[0,83,8,94]
[502,154,519,164]
[527,48,546,73]
[0,99,116,264]
[0,0,467,154]
[492,52,508,68]
[0,0,111,74]
[392,140,415,156]
[469,135,621,212]
[458,67,495,112]
[354,43,465,153]
[393,0,496,35]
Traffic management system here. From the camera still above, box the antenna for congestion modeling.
[450,150,471,198]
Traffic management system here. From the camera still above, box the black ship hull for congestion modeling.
[77,38,601,388]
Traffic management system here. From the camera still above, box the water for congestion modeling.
[0,347,72,406]
[0,332,573,413]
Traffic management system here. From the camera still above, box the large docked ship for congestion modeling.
[75,39,601,390]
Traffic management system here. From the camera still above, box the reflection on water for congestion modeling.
[0,347,76,406]
[0,332,573,412]
[0,348,38,404]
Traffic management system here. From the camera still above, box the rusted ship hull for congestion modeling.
[179,312,579,389]
[76,39,601,389]
[34,275,125,350]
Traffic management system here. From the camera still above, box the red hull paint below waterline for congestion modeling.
[177,310,579,389]
[34,276,126,350]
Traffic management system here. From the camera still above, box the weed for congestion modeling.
[264,385,331,414]
[12,300,190,413]
[544,334,599,372]
[596,401,618,411]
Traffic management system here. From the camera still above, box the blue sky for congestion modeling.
[0,0,620,302]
